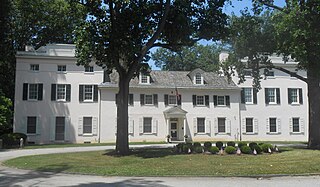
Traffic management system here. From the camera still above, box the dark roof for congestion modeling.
[100,69,238,90]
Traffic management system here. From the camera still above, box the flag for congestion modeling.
[175,87,180,102]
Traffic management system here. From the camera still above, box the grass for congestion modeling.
[4,147,320,177]
[23,141,166,149]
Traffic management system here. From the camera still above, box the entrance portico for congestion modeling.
[163,106,188,141]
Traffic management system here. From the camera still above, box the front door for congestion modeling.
[55,117,65,141]
[170,121,178,141]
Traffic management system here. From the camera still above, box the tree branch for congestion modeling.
[259,65,308,82]
[254,0,286,12]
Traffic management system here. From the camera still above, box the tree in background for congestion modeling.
[0,90,12,135]
[152,44,222,71]
[226,0,320,149]
[75,0,228,155]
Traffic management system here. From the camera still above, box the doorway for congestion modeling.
[55,116,65,141]
[170,121,178,141]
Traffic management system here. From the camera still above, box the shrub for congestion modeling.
[208,146,219,154]
[240,145,252,154]
[225,146,236,154]
[176,143,184,153]
[227,141,235,147]
[0,133,27,148]
[193,142,201,148]
[249,142,258,150]
[203,142,212,150]
[183,143,192,154]
[237,142,247,148]
[261,143,273,153]
[215,141,224,149]
[194,146,203,153]
[252,144,262,154]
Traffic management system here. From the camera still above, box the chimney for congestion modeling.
[25,45,35,52]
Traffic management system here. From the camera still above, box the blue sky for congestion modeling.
[148,0,286,70]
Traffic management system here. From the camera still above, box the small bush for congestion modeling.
[237,142,247,148]
[225,146,236,154]
[249,142,258,150]
[252,144,262,154]
[203,142,212,150]
[240,145,252,154]
[183,143,193,154]
[193,142,201,147]
[227,141,235,147]
[176,143,184,153]
[0,133,27,148]
[208,146,219,154]
[194,146,203,153]
[261,143,273,153]
[215,141,224,149]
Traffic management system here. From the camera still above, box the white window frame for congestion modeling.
[56,84,67,101]
[83,85,93,102]
[30,64,39,72]
[217,96,226,106]
[143,117,152,133]
[196,95,205,106]
[139,73,150,84]
[28,84,38,100]
[197,117,206,133]
[83,117,93,134]
[57,65,66,73]
[144,94,153,105]
[27,116,37,134]
[292,117,300,133]
[245,118,254,133]
[194,73,203,85]
[218,117,226,133]
[168,95,177,105]
[267,88,277,104]
[269,117,277,133]
[243,69,252,77]
[84,66,94,73]
[244,88,253,104]
[290,88,300,104]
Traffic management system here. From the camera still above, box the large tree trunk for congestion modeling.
[116,74,130,155]
[307,70,320,149]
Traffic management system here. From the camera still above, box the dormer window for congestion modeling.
[139,73,150,84]
[194,73,203,85]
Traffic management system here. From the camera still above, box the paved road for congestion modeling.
[1,144,320,187]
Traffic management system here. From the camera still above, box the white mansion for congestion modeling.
[14,44,308,144]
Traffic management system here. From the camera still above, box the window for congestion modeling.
[265,88,280,104]
[292,118,300,132]
[140,94,157,106]
[168,95,177,105]
[85,66,94,72]
[23,83,43,101]
[218,118,226,133]
[196,95,205,106]
[27,116,37,134]
[288,88,303,104]
[57,65,66,72]
[269,118,277,133]
[57,84,66,101]
[246,118,253,133]
[244,88,253,103]
[197,118,205,133]
[195,73,203,84]
[30,64,39,71]
[28,84,38,100]
[55,117,65,141]
[145,94,153,105]
[244,70,252,76]
[139,73,150,84]
[266,70,274,77]
[214,95,230,106]
[143,117,152,133]
[83,117,92,134]
[84,85,93,101]
[217,96,225,106]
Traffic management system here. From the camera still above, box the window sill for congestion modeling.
[290,103,301,106]
[84,72,95,74]
[141,133,155,135]
[29,71,39,73]
[267,132,281,135]
[83,134,93,137]
[216,132,229,135]
[290,132,304,135]
[57,72,67,74]
[243,132,257,135]
[27,99,39,102]
[82,100,94,103]
[267,76,276,79]
[27,133,37,136]
[195,132,207,135]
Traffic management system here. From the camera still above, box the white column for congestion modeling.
[167,118,170,136]
[183,118,186,138]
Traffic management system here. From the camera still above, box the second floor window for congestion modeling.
[244,88,253,103]
[57,65,66,72]
[28,84,39,100]
[23,83,43,101]
[85,66,94,72]
[265,88,280,105]
[57,85,66,100]
[288,88,303,104]
[30,64,39,71]
[51,84,71,102]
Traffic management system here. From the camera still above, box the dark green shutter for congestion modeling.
[93,85,98,102]
[140,94,144,105]
[253,88,257,104]
[38,84,43,100]
[205,95,209,107]
[288,88,292,104]
[115,94,118,105]
[79,85,84,102]
[129,94,134,106]
[299,88,303,104]
[177,95,182,106]
[264,88,269,104]
[192,95,196,106]
[164,94,168,106]
[240,89,245,104]
[23,83,28,100]
[276,88,280,104]
[153,94,158,106]
[51,84,56,101]
[226,95,230,106]
[66,84,71,102]
[213,95,217,106]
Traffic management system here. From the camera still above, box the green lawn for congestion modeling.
[4,147,320,176]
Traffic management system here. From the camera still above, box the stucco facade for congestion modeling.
[14,44,308,144]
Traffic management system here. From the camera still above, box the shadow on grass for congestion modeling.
[104,148,176,159]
